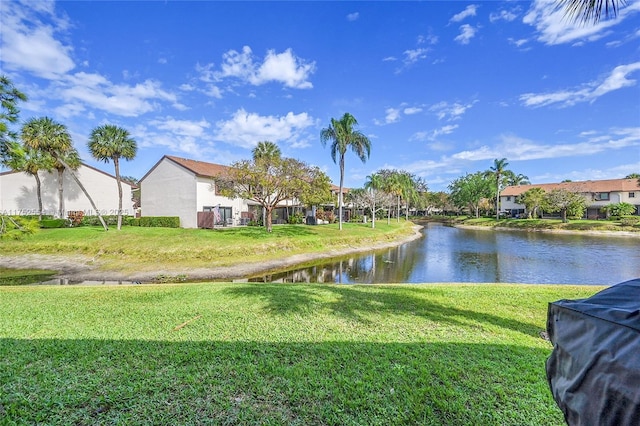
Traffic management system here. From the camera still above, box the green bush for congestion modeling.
[620,216,640,226]
[80,215,121,227]
[126,216,180,228]
[287,212,305,224]
[39,219,70,228]
[1,216,39,239]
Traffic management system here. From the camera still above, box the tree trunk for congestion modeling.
[561,208,568,223]
[265,206,273,232]
[371,200,376,229]
[57,157,108,231]
[114,158,123,230]
[34,174,43,221]
[57,168,65,218]
[396,195,400,222]
[338,155,344,231]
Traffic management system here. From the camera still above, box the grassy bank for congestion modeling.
[0,282,600,425]
[0,221,416,276]
[419,216,640,233]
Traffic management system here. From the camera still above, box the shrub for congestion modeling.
[39,219,70,228]
[620,216,640,226]
[67,211,85,226]
[350,215,363,223]
[287,212,305,224]
[126,216,180,228]
[1,216,39,239]
[80,215,121,227]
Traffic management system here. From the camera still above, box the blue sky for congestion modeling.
[1,0,639,191]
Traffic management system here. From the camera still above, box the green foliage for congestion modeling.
[448,172,494,218]
[620,216,640,226]
[545,189,587,223]
[0,215,39,239]
[601,202,636,218]
[0,75,27,154]
[81,215,121,227]
[125,216,180,228]
[287,212,305,224]
[39,218,70,228]
[516,187,547,218]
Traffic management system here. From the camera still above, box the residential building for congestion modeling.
[0,163,135,217]
[500,178,640,218]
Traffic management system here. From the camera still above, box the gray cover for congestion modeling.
[546,278,640,426]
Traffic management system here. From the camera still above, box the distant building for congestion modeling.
[500,178,640,218]
[0,163,136,217]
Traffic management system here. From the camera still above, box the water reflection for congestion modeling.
[249,223,640,285]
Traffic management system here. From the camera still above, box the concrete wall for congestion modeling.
[0,165,134,217]
[141,159,198,228]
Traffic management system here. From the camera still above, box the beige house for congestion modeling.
[500,178,640,218]
[0,163,135,217]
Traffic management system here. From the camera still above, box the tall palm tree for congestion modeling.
[0,75,27,153]
[22,117,108,231]
[557,0,626,24]
[252,141,281,162]
[88,124,137,230]
[1,141,54,220]
[486,158,511,220]
[505,171,530,187]
[53,149,81,219]
[320,113,371,230]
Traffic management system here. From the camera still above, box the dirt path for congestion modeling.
[0,225,424,283]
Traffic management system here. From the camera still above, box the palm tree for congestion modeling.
[557,0,626,24]
[505,171,530,187]
[320,113,371,230]
[252,141,281,162]
[1,141,54,220]
[88,124,137,230]
[486,158,511,220]
[53,148,81,219]
[22,117,109,231]
[0,75,27,153]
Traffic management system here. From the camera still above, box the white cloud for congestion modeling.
[384,108,401,124]
[212,46,315,89]
[403,48,429,65]
[149,117,211,137]
[403,107,423,115]
[490,9,519,23]
[520,62,640,107]
[214,109,315,149]
[508,38,529,48]
[429,101,476,121]
[383,56,397,62]
[0,1,75,79]
[452,128,640,161]
[455,24,477,45]
[59,72,178,117]
[347,12,359,21]
[523,0,640,45]
[450,5,478,23]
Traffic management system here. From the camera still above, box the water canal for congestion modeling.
[248,223,640,285]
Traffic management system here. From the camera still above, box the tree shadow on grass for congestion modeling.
[0,338,562,425]
[222,284,543,337]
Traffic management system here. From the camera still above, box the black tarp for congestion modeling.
[546,278,640,426]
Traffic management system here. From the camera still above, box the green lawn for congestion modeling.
[0,221,415,275]
[0,282,600,425]
[454,217,640,232]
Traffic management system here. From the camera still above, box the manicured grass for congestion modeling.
[0,282,600,425]
[0,267,55,285]
[0,221,415,274]
[455,217,640,232]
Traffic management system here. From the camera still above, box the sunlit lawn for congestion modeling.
[0,282,600,425]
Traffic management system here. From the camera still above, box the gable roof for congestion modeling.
[140,155,231,182]
[501,178,640,197]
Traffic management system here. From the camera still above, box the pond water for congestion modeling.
[247,223,640,285]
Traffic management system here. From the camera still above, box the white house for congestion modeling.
[0,163,136,217]
[140,155,262,228]
[500,178,640,218]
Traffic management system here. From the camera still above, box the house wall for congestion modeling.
[0,165,133,216]
[195,177,249,225]
[141,159,198,228]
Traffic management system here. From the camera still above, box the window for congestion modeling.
[630,192,636,198]
[506,196,512,201]
[596,192,610,201]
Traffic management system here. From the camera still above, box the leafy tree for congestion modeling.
[88,124,138,230]
[0,75,27,160]
[516,187,547,219]
[0,215,38,240]
[557,0,626,25]
[21,117,108,231]
[448,172,494,218]
[485,158,512,220]
[1,141,54,220]
[545,189,587,223]
[624,173,640,179]
[218,156,331,232]
[364,173,392,228]
[320,113,371,231]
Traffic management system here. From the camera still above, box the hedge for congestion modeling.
[39,219,70,228]
[125,216,181,228]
